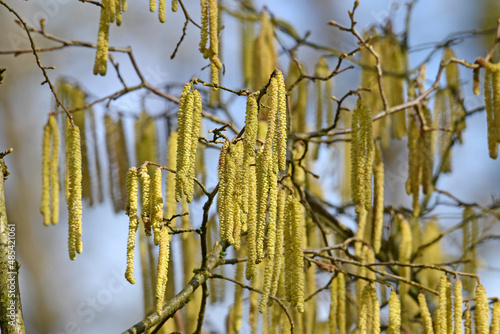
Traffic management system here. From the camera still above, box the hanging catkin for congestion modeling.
[232,142,244,250]
[276,70,287,172]
[358,285,370,333]
[269,190,286,299]
[66,124,83,260]
[285,197,305,312]
[388,290,401,334]
[252,12,277,90]
[245,158,258,280]
[151,167,163,246]
[437,275,449,334]
[464,302,472,334]
[399,219,412,298]
[125,167,139,284]
[93,0,110,76]
[373,142,384,253]
[155,219,171,315]
[184,90,203,203]
[484,66,499,159]
[454,279,463,334]
[175,83,194,202]
[491,299,500,334]
[418,293,434,334]
[41,122,51,225]
[474,284,489,334]
[139,166,152,235]
[242,94,258,215]
[166,132,177,223]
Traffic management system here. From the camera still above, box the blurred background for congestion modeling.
[0,0,499,333]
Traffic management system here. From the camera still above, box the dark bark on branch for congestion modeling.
[0,157,25,333]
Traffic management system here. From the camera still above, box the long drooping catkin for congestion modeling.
[49,115,60,224]
[464,302,472,334]
[276,70,287,172]
[245,159,258,280]
[66,124,83,260]
[151,167,163,246]
[388,291,401,334]
[166,132,177,222]
[252,12,277,90]
[484,68,498,159]
[155,226,171,315]
[232,142,244,250]
[399,219,412,298]
[287,198,305,312]
[373,142,384,253]
[184,90,203,203]
[93,0,110,76]
[454,279,463,334]
[491,299,500,334]
[418,293,434,334]
[330,275,339,333]
[437,275,449,333]
[269,190,286,299]
[223,145,236,245]
[358,285,370,333]
[175,83,194,202]
[41,123,51,225]
[125,167,139,284]
[474,284,489,334]
[139,166,151,235]
[407,111,421,216]
[242,94,258,214]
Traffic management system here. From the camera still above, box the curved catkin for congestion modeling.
[151,168,163,246]
[155,227,171,315]
[418,293,434,334]
[184,90,203,203]
[49,115,60,225]
[373,142,384,253]
[245,162,258,280]
[199,0,208,55]
[125,167,139,284]
[291,198,305,313]
[67,125,83,260]
[41,123,51,225]
[464,302,472,334]
[276,70,288,172]
[388,291,401,334]
[139,166,152,235]
[175,83,193,202]
[491,300,500,334]
[453,280,463,334]
[474,284,489,334]
[93,0,110,76]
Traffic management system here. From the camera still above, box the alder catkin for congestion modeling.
[93,0,110,76]
[49,115,60,225]
[291,198,305,312]
[67,124,83,260]
[418,293,434,334]
[399,219,412,297]
[329,274,339,333]
[151,167,163,246]
[452,279,463,334]
[242,94,258,214]
[484,68,498,159]
[438,275,449,334]
[373,142,384,253]
[166,132,177,222]
[217,141,229,242]
[158,0,166,23]
[474,284,489,334]
[184,90,203,203]
[125,167,139,284]
[370,285,381,334]
[245,160,258,280]
[155,226,171,315]
[199,0,209,55]
[223,146,236,245]
[175,83,194,202]
[388,290,401,334]
[269,189,286,299]
[491,300,500,334]
[139,166,152,235]
[358,286,370,333]
[276,70,287,172]
[41,123,51,226]
[464,302,472,334]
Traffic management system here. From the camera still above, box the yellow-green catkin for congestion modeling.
[166,132,177,222]
[474,284,489,334]
[125,167,139,284]
[329,274,339,333]
[199,0,209,55]
[269,190,286,299]
[388,290,401,334]
[171,0,178,11]
[223,145,236,245]
[315,57,329,132]
[454,279,463,334]
[217,141,229,242]
[67,124,83,260]
[232,142,244,250]
[290,198,305,312]
[369,284,381,334]
[232,248,245,333]
[207,0,221,86]
[175,83,194,202]
[418,293,434,334]
[421,106,434,195]
[93,0,110,76]
[241,18,254,87]
[184,90,203,203]
[446,278,453,334]
[491,299,500,334]
[135,111,157,175]
[151,167,163,246]
[434,89,453,172]
[464,302,472,334]
[242,94,258,214]
[437,275,449,334]
[245,159,258,280]
[373,142,384,253]
[484,68,498,159]
[407,111,421,216]
[252,12,277,90]
[158,0,166,23]
[337,272,346,334]
[41,123,51,225]
[358,285,370,333]
[276,70,287,172]
[139,166,152,235]
[155,223,171,315]
[49,115,60,225]
[399,219,412,298]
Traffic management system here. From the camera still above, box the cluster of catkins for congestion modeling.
[41,114,83,261]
